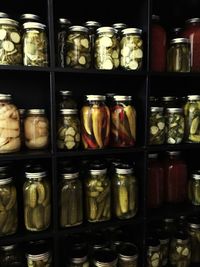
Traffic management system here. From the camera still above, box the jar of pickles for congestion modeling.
[149,107,165,145]
[0,18,22,65]
[58,90,77,109]
[59,168,83,228]
[19,108,25,148]
[66,25,91,69]
[95,26,119,70]
[187,217,200,263]
[69,247,89,267]
[24,109,49,150]
[0,244,23,267]
[81,95,110,149]
[184,95,200,143]
[188,172,200,205]
[156,230,170,266]
[93,248,118,267]
[85,161,111,222]
[120,28,143,70]
[57,109,80,150]
[0,93,21,153]
[118,242,138,267]
[146,237,161,267]
[112,163,137,219]
[110,95,136,147]
[23,164,51,231]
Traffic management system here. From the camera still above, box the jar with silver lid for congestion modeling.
[24,109,49,150]
[19,108,25,148]
[94,26,120,70]
[166,108,184,144]
[69,247,89,267]
[156,229,170,266]
[0,18,22,65]
[22,22,48,66]
[0,12,9,18]
[0,244,23,267]
[93,248,118,267]
[23,164,51,231]
[167,38,191,72]
[66,25,91,69]
[118,242,138,267]
[85,161,111,222]
[187,216,200,263]
[58,90,77,109]
[161,96,180,109]
[120,28,143,70]
[188,171,200,205]
[146,237,161,267]
[149,107,165,145]
[20,14,41,23]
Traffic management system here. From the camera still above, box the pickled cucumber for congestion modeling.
[119,185,129,213]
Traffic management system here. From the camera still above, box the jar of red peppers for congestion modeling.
[147,153,164,209]
[151,15,166,72]
[164,151,188,203]
[81,95,110,149]
[110,95,136,147]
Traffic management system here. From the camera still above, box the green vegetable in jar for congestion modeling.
[166,108,184,144]
[149,107,165,145]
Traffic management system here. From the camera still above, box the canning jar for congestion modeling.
[187,217,200,263]
[66,25,91,69]
[151,15,166,72]
[23,165,51,231]
[81,95,110,149]
[120,28,143,70]
[57,109,80,150]
[90,232,110,253]
[165,108,185,144]
[19,108,25,148]
[0,244,23,267]
[94,26,119,70]
[110,95,136,147]
[118,242,138,267]
[57,18,71,67]
[58,90,77,109]
[20,14,41,23]
[147,153,164,209]
[69,247,89,267]
[182,18,200,72]
[167,38,190,72]
[0,174,18,236]
[24,109,49,150]
[169,231,191,267]
[184,95,200,143]
[149,107,165,145]
[93,248,118,267]
[156,230,170,266]
[85,161,111,222]
[0,18,22,65]
[22,22,48,66]
[164,151,188,203]
[0,93,21,153]
[188,172,200,205]
[161,96,179,109]
[112,163,138,219]
[59,169,83,227]
[146,237,161,267]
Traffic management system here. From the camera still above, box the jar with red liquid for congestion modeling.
[182,18,200,72]
[151,15,167,72]
[164,151,188,203]
[147,153,164,209]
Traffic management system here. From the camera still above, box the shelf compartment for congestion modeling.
[147,143,200,152]
[0,150,52,161]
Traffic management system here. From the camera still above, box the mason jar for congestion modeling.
[93,248,118,267]
[110,95,136,147]
[146,237,161,267]
[19,108,25,148]
[66,25,91,69]
[58,90,77,109]
[156,230,170,266]
[22,22,48,66]
[94,26,119,70]
[0,18,22,65]
[0,93,21,153]
[23,165,51,231]
[187,217,200,264]
[165,108,185,144]
[184,95,200,143]
[59,169,83,227]
[149,107,165,145]
[20,14,41,23]
[120,28,143,70]
[81,95,110,149]
[112,163,138,219]
[24,109,49,150]
[57,109,80,150]
[161,96,180,109]
[0,244,23,267]
[85,161,111,222]
[69,247,89,267]
[118,242,138,267]
[188,172,200,205]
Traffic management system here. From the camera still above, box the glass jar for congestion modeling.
[161,96,179,109]
[167,38,190,72]
[184,95,200,143]
[0,244,23,267]
[57,109,80,150]
[0,18,22,65]
[112,163,138,219]
[156,230,170,266]
[85,161,111,222]
[93,248,118,267]
[147,153,164,209]
[169,232,191,267]
[58,90,77,109]
[69,247,89,267]
[165,108,185,144]
[20,14,41,23]
[81,95,110,149]
[22,22,48,66]
[146,237,161,267]
[120,28,143,70]
[57,18,71,67]
[90,232,110,253]
[151,15,166,72]
[149,107,165,145]
[0,93,21,153]
[118,242,138,267]
[188,172,200,205]
[95,26,119,70]
[19,108,25,148]
[24,109,49,150]
[66,25,91,69]
[164,151,188,203]
[187,217,200,263]
[110,95,136,147]
[59,169,83,227]
[0,175,18,236]
[23,165,51,231]
[182,18,200,72]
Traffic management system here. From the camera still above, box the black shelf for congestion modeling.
[0,65,52,72]
[149,71,200,77]
[147,143,200,152]
[0,150,52,161]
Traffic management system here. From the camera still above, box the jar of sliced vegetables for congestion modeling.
[149,107,165,145]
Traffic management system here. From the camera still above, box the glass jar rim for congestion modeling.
[27,109,45,115]
[112,22,127,28]
[27,251,50,261]
[89,169,107,175]
[186,18,200,24]
[84,20,101,27]
[96,26,117,34]
[187,95,200,101]
[166,108,183,113]
[20,13,41,21]
[0,177,12,185]
[69,25,88,33]
[23,22,46,30]
[58,18,71,25]
[86,95,106,101]
[0,93,12,101]
[151,107,164,112]
[25,171,46,179]
[62,172,79,179]
[113,95,132,101]
[0,18,19,27]
[121,27,142,35]
[60,109,78,115]
[161,96,177,101]
[170,38,190,44]
[115,168,133,175]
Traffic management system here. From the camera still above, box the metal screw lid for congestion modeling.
[170,38,190,44]
[0,177,12,185]
[20,14,41,22]
[113,95,132,101]
[161,96,177,102]
[84,21,101,27]
[0,93,12,100]
[122,28,142,35]
[186,18,200,24]
[151,107,164,112]
[0,18,19,27]
[86,95,106,101]
[115,163,133,175]
[69,25,89,33]
[62,172,79,179]
[187,95,200,101]
[0,12,9,18]
[23,22,46,30]
[27,109,45,115]
[112,23,127,29]
[60,109,78,115]
[166,108,183,113]
[166,151,181,156]
[27,251,50,261]
[58,18,71,25]
[0,244,16,251]
[118,242,138,261]
[25,171,46,179]
[148,153,158,159]
[93,248,118,267]
[59,90,72,96]
[97,26,117,35]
